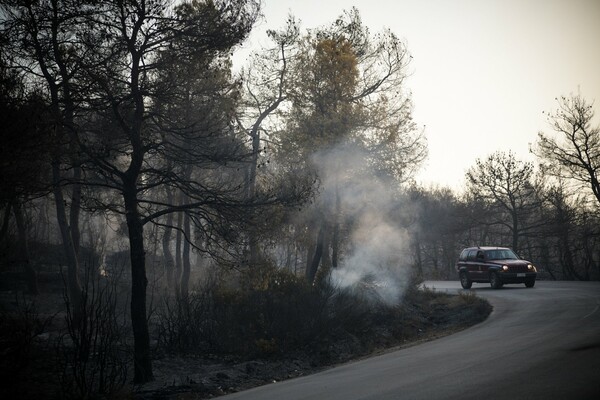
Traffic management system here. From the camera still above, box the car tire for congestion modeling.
[490,272,503,289]
[460,272,472,289]
[525,279,535,288]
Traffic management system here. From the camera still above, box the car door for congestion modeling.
[466,250,479,280]
[477,250,490,278]
[474,250,486,280]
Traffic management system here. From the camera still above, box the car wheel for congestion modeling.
[490,272,503,289]
[460,272,472,289]
[525,279,535,288]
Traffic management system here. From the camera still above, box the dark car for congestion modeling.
[456,246,537,289]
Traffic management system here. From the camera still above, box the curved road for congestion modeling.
[222,281,600,400]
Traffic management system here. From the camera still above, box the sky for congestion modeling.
[234,0,600,191]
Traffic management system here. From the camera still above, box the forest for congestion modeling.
[0,0,599,398]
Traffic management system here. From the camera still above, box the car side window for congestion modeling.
[476,250,485,260]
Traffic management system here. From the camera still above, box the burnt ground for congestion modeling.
[0,277,491,400]
[137,288,492,399]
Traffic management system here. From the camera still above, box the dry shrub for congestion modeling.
[57,267,129,400]
[0,294,54,397]
[156,267,331,357]
[154,265,492,365]
[155,265,412,360]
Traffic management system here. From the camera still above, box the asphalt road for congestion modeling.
[222,280,600,400]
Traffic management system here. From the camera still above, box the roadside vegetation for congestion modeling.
[0,267,491,399]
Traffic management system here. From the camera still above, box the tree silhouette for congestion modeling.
[466,151,539,251]
[535,92,600,206]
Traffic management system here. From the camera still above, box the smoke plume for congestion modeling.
[311,143,411,305]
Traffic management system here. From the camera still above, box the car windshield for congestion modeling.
[485,249,518,260]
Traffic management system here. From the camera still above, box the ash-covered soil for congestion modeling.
[134,289,491,399]
[0,282,491,400]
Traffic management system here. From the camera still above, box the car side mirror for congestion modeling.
[477,254,484,260]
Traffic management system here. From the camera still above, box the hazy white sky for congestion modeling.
[235,0,600,191]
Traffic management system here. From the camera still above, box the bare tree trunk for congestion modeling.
[70,166,82,257]
[559,235,585,280]
[246,129,260,199]
[12,201,38,295]
[123,182,154,383]
[175,209,183,296]
[162,192,175,289]
[247,130,261,266]
[331,222,339,268]
[52,161,83,320]
[180,210,191,299]
[331,186,340,269]
[413,232,423,279]
[511,209,519,251]
[306,222,326,285]
[285,238,293,270]
[0,203,11,244]
[294,243,299,275]
[305,239,316,279]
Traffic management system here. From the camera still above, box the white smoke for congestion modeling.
[331,214,410,305]
[312,143,411,305]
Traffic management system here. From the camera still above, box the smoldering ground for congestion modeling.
[305,142,412,305]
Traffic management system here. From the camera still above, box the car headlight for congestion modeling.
[527,264,537,272]
[502,265,509,271]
